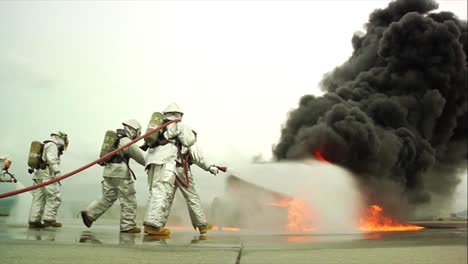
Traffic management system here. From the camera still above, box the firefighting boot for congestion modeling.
[121,227,141,233]
[143,235,170,243]
[144,225,171,236]
[28,221,45,229]
[43,220,62,228]
[190,235,208,244]
[81,211,94,228]
[198,223,214,234]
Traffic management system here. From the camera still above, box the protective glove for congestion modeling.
[208,165,219,175]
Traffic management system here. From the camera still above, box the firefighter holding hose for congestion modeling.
[28,132,69,229]
[142,103,198,236]
[142,103,225,236]
[80,119,146,233]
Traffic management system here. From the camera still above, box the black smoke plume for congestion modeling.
[274,0,467,216]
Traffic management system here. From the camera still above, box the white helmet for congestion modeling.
[51,131,69,150]
[122,119,142,131]
[163,103,184,115]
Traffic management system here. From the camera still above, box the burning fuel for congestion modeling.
[271,198,423,233]
[269,198,316,232]
[221,162,364,234]
[360,205,424,232]
[312,152,424,232]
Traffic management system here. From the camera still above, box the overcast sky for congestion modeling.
[1,0,466,211]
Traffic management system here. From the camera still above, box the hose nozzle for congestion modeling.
[215,166,227,172]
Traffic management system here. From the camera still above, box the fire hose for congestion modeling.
[0,119,180,199]
[176,154,192,188]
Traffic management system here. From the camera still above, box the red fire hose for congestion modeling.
[0,119,180,199]
[175,154,192,188]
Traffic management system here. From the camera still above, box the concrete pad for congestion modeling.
[0,218,466,264]
[0,241,240,264]
[240,246,467,264]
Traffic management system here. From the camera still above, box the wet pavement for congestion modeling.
[0,218,466,264]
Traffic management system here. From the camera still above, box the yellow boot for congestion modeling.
[144,225,171,236]
[198,223,214,234]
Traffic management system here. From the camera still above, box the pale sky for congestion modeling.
[1,0,466,211]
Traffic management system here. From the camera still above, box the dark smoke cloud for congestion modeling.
[274,0,467,214]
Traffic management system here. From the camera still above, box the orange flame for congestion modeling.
[269,198,315,232]
[269,201,423,232]
[167,225,241,232]
[313,150,423,232]
[360,205,424,232]
[212,225,241,232]
[314,151,331,164]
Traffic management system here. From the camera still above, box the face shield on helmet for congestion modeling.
[163,103,184,121]
[122,119,142,139]
[51,131,69,152]
[164,112,183,121]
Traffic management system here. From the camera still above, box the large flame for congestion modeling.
[313,150,423,232]
[171,204,422,233]
[270,201,424,233]
[269,198,315,232]
[360,205,424,232]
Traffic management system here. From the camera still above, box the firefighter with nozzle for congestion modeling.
[141,103,224,236]
[142,103,198,236]
[27,132,69,229]
[0,156,17,183]
[80,119,146,233]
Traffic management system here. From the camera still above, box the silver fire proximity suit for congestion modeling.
[143,120,197,229]
[84,120,146,231]
[167,143,219,229]
[28,133,68,225]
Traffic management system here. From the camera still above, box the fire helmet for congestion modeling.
[122,119,142,131]
[51,131,69,150]
[163,103,184,115]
